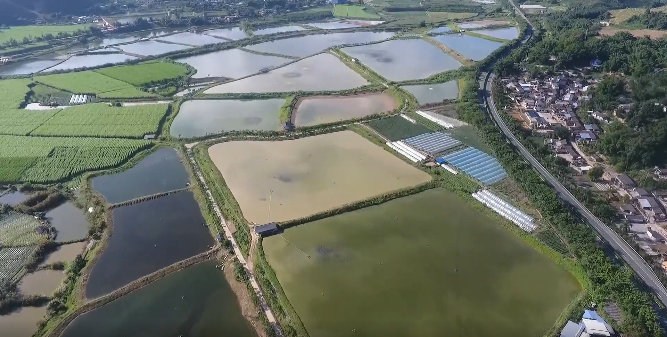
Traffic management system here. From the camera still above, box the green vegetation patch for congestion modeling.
[0,79,31,108]
[35,72,154,99]
[0,25,91,44]
[333,4,380,19]
[366,115,430,141]
[95,62,189,86]
[0,135,151,183]
[30,103,169,138]
[0,109,60,136]
[263,188,581,337]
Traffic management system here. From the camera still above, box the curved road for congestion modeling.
[481,0,667,307]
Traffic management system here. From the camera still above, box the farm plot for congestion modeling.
[0,246,36,282]
[0,135,151,183]
[35,72,154,99]
[0,212,46,247]
[0,25,90,44]
[366,115,430,141]
[333,5,381,19]
[0,79,31,108]
[0,109,60,136]
[30,103,169,138]
[95,62,189,86]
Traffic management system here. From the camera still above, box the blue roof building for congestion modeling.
[560,310,615,337]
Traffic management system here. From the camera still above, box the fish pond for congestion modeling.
[62,260,256,337]
[46,53,137,72]
[0,306,47,337]
[263,188,581,337]
[40,242,86,266]
[45,202,91,243]
[207,130,431,223]
[157,32,225,46]
[204,54,368,94]
[293,93,397,127]
[85,191,214,299]
[0,56,64,76]
[433,34,504,61]
[428,26,452,34]
[342,39,462,81]
[401,80,459,105]
[117,40,191,56]
[0,191,28,206]
[254,25,306,35]
[19,270,65,296]
[92,148,190,204]
[204,27,248,40]
[245,32,395,57]
[474,27,520,40]
[178,49,290,79]
[171,99,284,138]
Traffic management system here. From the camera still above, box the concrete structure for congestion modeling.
[560,310,615,337]
[254,223,280,237]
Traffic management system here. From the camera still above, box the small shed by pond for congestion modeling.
[254,222,280,237]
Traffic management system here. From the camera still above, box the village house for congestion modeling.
[637,197,666,221]
[613,174,636,189]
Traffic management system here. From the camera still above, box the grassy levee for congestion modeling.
[331,49,387,84]
[255,240,309,337]
[465,31,509,43]
[279,95,297,123]
[194,145,252,257]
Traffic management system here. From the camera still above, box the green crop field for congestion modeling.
[0,79,31,108]
[366,115,430,141]
[0,135,151,183]
[30,103,170,138]
[95,62,189,86]
[0,212,46,247]
[0,25,91,44]
[333,5,380,19]
[0,109,60,136]
[35,72,154,99]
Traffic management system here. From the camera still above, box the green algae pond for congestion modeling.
[263,188,580,337]
[61,260,257,337]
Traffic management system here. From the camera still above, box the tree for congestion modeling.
[588,166,604,181]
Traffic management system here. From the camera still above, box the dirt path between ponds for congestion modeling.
[221,252,268,337]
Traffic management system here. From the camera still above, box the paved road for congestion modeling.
[480,0,667,307]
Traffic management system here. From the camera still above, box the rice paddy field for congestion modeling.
[0,135,151,183]
[333,5,380,19]
[366,115,431,141]
[263,188,581,337]
[29,103,170,138]
[35,72,154,99]
[207,131,431,223]
[94,62,189,86]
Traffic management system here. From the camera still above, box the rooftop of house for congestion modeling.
[615,174,635,186]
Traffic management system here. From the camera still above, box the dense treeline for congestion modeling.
[15,190,65,213]
[627,8,667,29]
